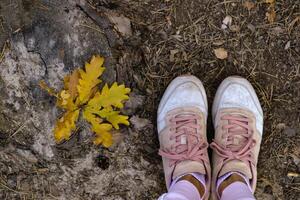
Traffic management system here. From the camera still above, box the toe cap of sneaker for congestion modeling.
[157,76,207,132]
[213,76,263,134]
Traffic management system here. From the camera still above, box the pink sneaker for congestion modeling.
[157,75,211,199]
[210,76,263,199]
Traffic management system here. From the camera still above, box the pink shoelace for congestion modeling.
[210,114,256,166]
[159,114,209,167]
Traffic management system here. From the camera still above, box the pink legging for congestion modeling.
[158,176,256,200]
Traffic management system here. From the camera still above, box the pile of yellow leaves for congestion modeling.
[40,56,131,147]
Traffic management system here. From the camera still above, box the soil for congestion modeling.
[0,0,299,199]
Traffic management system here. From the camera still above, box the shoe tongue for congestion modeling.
[173,160,206,179]
[219,160,252,179]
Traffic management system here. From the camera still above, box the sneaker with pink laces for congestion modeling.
[210,76,263,200]
[157,75,211,199]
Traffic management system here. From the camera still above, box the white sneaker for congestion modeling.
[157,75,211,199]
[211,76,263,200]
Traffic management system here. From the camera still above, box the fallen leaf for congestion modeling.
[266,7,276,23]
[77,55,105,103]
[214,48,228,59]
[107,12,132,37]
[230,25,240,32]
[42,55,131,148]
[243,1,255,10]
[66,69,80,100]
[166,16,172,26]
[213,40,226,46]
[54,110,79,143]
[265,0,275,3]
[130,115,151,130]
[170,49,179,62]
[287,172,300,178]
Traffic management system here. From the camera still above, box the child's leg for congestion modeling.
[158,173,205,200]
[218,172,256,200]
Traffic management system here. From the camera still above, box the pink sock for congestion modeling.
[217,172,256,200]
[159,173,205,200]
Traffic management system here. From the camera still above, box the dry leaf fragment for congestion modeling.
[243,1,255,10]
[170,49,179,62]
[265,0,275,3]
[266,7,276,23]
[107,12,132,37]
[214,48,228,59]
[66,69,80,100]
[287,172,300,178]
[265,0,276,23]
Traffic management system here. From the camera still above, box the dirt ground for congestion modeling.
[0,0,299,199]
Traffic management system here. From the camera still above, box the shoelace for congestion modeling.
[210,114,256,166]
[159,114,209,167]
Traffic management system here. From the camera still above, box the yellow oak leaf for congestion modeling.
[106,113,129,129]
[77,56,105,103]
[54,110,79,142]
[84,105,129,129]
[93,129,113,147]
[83,107,113,147]
[94,106,118,118]
[83,107,103,125]
[41,55,131,148]
[57,90,77,110]
[88,83,131,109]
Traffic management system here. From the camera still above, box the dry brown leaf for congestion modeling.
[265,0,275,3]
[243,1,255,10]
[107,12,132,37]
[214,48,228,60]
[170,49,179,62]
[266,8,276,23]
[68,69,80,99]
